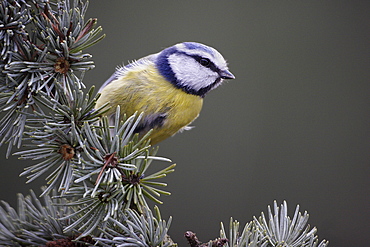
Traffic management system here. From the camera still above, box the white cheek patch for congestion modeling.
[168,53,219,91]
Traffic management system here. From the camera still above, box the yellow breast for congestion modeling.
[95,63,203,144]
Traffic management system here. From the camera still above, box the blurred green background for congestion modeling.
[1,1,369,246]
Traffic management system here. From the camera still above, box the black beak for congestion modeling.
[219,70,235,79]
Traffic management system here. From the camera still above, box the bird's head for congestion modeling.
[156,42,235,97]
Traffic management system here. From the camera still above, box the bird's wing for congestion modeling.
[107,108,168,139]
[135,112,168,134]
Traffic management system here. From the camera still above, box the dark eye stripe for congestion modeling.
[191,55,219,73]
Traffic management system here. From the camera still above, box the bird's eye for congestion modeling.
[199,58,211,67]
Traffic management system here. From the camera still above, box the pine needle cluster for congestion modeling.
[0,0,328,246]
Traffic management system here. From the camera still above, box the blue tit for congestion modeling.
[95,42,235,144]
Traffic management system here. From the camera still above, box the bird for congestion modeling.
[95,42,235,144]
